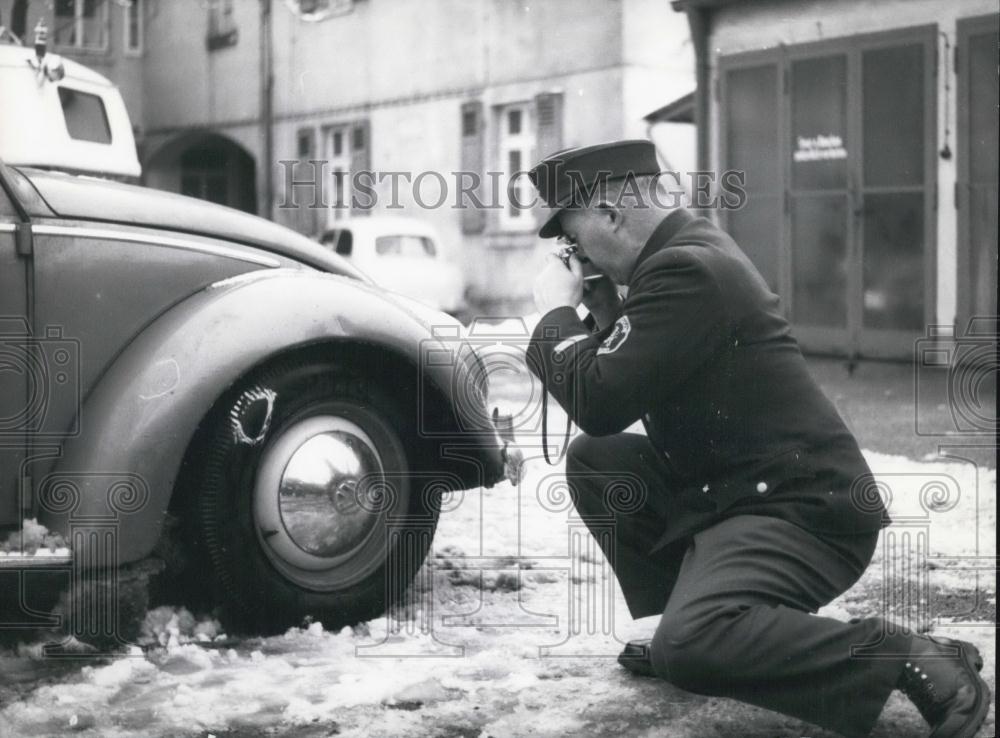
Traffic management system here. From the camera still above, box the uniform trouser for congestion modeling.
[566,432,912,738]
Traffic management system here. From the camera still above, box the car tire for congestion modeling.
[191,355,438,634]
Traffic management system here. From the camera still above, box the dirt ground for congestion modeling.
[805,356,996,468]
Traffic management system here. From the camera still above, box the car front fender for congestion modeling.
[38,269,504,565]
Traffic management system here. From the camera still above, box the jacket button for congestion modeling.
[702,484,710,492]
[756,481,768,494]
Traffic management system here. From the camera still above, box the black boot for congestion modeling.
[618,638,657,678]
[897,634,990,738]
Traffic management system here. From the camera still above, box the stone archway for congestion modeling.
[143,132,257,215]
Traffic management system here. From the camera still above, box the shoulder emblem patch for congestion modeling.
[597,315,631,355]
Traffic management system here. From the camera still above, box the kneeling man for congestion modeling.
[524,140,990,738]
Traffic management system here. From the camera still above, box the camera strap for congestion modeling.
[541,381,572,465]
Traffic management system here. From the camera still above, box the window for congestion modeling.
[375,235,437,258]
[507,109,522,135]
[123,0,143,55]
[54,0,109,51]
[321,229,353,256]
[10,0,28,41]
[956,14,999,327]
[297,131,312,158]
[462,109,478,138]
[498,103,534,231]
[58,87,112,144]
[207,0,237,51]
[460,100,486,234]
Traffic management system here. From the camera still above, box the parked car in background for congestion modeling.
[0,34,510,639]
[320,216,468,316]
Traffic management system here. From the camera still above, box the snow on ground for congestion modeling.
[0,519,69,557]
[0,446,994,737]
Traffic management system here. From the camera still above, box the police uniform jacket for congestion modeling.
[526,209,888,551]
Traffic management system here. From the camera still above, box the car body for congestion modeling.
[0,38,507,636]
[320,216,467,315]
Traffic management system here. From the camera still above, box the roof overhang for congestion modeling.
[671,0,746,10]
[644,91,696,124]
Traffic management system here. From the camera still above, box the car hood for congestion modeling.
[15,166,370,281]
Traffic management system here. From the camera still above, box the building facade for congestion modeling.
[2,0,694,312]
[673,0,998,359]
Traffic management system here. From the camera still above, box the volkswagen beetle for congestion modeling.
[0,39,511,637]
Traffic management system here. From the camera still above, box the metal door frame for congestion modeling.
[955,13,1000,334]
[718,25,938,359]
[854,25,938,359]
[783,38,854,355]
[718,46,786,303]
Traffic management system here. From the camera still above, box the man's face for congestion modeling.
[557,207,630,284]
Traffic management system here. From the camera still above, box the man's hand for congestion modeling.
[533,253,583,314]
[582,275,623,331]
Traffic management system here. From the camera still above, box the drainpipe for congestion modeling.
[684,6,710,218]
[260,0,274,220]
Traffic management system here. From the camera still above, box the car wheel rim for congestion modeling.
[253,414,403,591]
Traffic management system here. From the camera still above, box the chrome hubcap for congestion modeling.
[253,414,397,591]
[278,430,381,557]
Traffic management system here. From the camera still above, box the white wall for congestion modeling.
[142,0,262,130]
[271,0,625,116]
[650,121,697,198]
[621,0,694,145]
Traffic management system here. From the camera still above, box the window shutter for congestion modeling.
[295,126,318,236]
[11,0,28,40]
[350,119,371,216]
[460,100,486,234]
[535,92,564,159]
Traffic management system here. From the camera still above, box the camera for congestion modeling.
[556,244,604,282]
[557,244,579,268]
[914,317,997,436]
[0,323,81,438]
